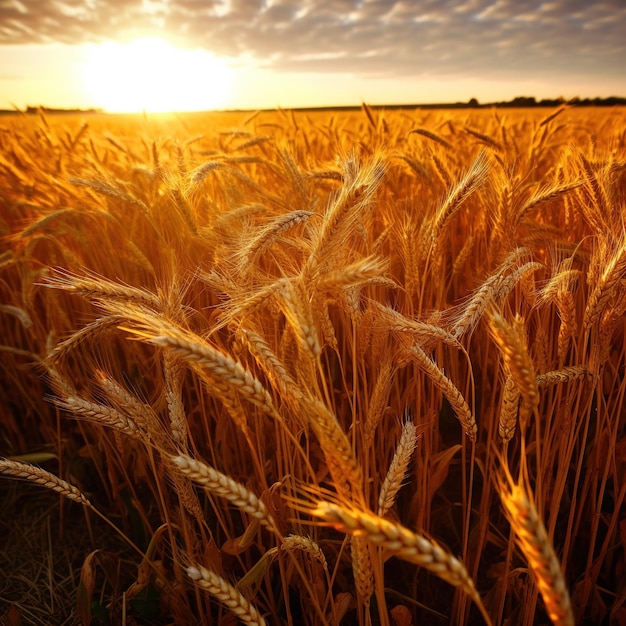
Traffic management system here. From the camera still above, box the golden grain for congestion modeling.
[187,563,267,626]
[1,106,623,626]
[378,419,418,515]
[0,458,92,507]
[499,472,574,626]
[312,501,491,624]
[172,454,275,528]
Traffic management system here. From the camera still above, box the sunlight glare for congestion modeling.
[82,38,233,113]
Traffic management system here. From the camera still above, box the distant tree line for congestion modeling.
[422,95,626,109]
[0,106,103,116]
[23,106,103,115]
[479,96,626,108]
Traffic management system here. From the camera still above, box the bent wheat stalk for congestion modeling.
[406,344,477,441]
[312,501,492,625]
[0,458,92,507]
[0,458,147,560]
[498,468,574,626]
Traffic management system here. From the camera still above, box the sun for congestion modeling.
[82,38,233,113]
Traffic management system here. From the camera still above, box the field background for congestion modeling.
[1,105,625,625]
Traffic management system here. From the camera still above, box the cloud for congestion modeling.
[0,0,624,83]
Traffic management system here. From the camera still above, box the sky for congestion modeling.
[0,0,624,112]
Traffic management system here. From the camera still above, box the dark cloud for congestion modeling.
[0,0,624,83]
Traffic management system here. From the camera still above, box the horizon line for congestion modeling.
[2,95,626,116]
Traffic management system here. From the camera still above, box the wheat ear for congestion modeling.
[150,333,279,420]
[536,366,590,387]
[236,209,314,268]
[281,534,328,570]
[555,291,577,364]
[235,326,302,401]
[431,149,489,243]
[514,181,581,227]
[498,471,574,626]
[584,242,626,329]
[162,354,188,445]
[171,454,275,529]
[43,269,160,309]
[363,358,394,450]
[0,458,92,507]
[187,563,266,626]
[449,248,537,340]
[489,311,538,416]
[409,128,452,150]
[407,344,477,441]
[303,396,363,500]
[47,316,123,361]
[0,304,33,328]
[351,535,374,605]
[378,419,418,515]
[312,502,492,625]
[463,126,503,151]
[498,375,520,444]
[51,394,141,438]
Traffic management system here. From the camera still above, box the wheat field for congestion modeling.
[1,105,625,625]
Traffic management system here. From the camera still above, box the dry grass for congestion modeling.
[1,105,626,625]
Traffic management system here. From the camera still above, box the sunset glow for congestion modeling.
[0,1,624,112]
[82,38,233,113]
